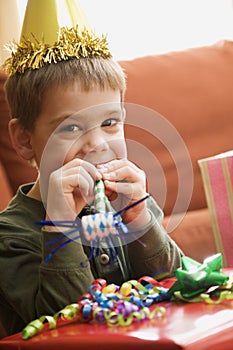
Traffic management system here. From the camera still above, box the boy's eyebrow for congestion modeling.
[49,115,71,127]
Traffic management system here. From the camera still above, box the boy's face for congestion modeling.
[29,83,126,172]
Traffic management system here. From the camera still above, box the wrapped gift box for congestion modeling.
[198,150,233,267]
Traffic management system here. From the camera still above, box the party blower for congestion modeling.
[36,180,151,264]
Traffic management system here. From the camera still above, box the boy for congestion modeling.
[0,0,182,336]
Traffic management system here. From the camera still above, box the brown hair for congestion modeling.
[4,57,126,130]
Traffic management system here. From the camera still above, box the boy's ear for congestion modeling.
[8,119,34,161]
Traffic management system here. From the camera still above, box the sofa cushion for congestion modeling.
[119,40,233,216]
[164,208,217,263]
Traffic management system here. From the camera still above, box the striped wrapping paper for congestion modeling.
[198,150,233,267]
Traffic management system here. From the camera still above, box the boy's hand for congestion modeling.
[45,159,102,222]
[97,159,151,227]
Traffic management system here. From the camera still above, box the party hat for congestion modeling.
[20,0,92,45]
[3,0,112,76]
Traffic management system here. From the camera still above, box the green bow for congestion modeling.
[168,253,229,299]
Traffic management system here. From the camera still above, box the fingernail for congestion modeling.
[96,170,102,178]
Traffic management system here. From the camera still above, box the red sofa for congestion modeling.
[1,40,233,264]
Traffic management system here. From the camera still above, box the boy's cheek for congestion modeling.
[109,138,127,158]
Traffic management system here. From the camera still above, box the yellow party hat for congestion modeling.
[20,0,92,45]
[3,0,112,76]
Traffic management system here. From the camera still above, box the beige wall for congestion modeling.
[0,0,20,66]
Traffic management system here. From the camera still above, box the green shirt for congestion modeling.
[0,184,182,335]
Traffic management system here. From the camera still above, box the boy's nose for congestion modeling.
[81,129,109,154]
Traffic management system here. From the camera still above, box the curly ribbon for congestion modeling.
[21,276,168,340]
[54,303,80,320]
[22,316,56,340]
[22,255,233,340]
[173,290,233,304]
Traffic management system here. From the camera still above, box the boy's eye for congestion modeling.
[101,118,119,127]
[58,124,80,133]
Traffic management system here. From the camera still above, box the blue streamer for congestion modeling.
[36,193,151,265]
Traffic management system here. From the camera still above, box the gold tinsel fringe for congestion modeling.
[3,26,112,76]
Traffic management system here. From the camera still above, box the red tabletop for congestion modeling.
[1,270,233,350]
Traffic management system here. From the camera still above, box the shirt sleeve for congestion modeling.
[0,227,96,335]
[38,229,95,314]
[126,196,183,279]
